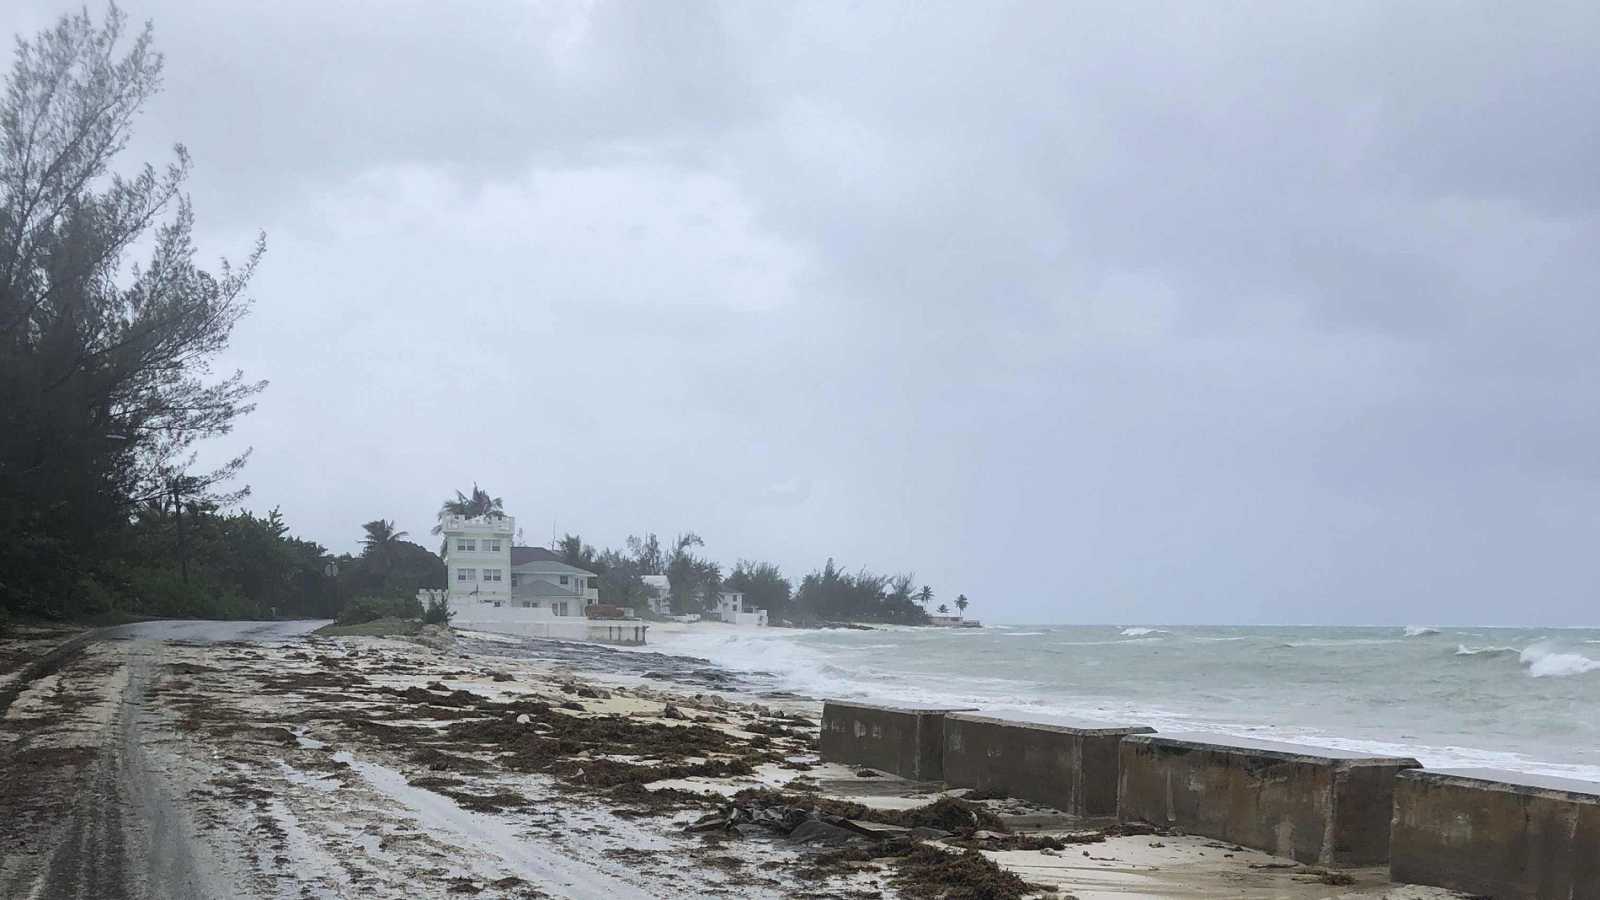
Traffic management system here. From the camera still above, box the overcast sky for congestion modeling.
[7,2,1597,625]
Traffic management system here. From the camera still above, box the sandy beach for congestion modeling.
[0,622,1476,899]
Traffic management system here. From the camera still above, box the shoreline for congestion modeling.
[636,620,1600,785]
[0,623,1483,898]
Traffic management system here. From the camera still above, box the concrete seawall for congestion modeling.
[942,712,1152,816]
[820,701,974,781]
[1118,733,1419,865]
[1390,768,1600,900]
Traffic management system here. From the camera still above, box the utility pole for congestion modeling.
[173,482,188,583]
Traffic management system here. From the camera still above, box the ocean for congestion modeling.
[645,623,1600,782]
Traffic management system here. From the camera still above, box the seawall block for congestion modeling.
[1118,732,1419,865]
[1390,768,1600,900]
[820,701,975,781]
[943,712,1153,816]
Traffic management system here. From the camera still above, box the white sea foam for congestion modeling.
[629,623,1600,784]
[1520,643,1600,678]
[1455,644,1519,657]
[999,631,1044,637]
[1404,625,1441,637]
[1057,638,1165,646]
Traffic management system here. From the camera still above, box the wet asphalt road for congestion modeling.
[9,619,325,900]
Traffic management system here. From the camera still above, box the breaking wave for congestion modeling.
[1404,626,1441,638]
[998,631,1045,637]
[1455,644,1519,658]
[1519,643,1600,678]
[1119,627,1168,637]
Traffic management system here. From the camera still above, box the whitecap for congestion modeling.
[1055,638,1165,646]
[1519,643,1600,678]
[999,631,1045,637]
[1454,644,1518,658]
[1404,626,1441,638]
[1119,627,1169,637]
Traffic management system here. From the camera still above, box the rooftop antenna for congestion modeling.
[551,518,557,552]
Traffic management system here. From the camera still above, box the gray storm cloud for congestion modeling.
[4,0,1594,624]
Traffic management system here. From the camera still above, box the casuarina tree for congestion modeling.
[0,6,266,615]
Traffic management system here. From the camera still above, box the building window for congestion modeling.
[456,538,476,552]
[457,568,476,582]
[511,574,520,587]
[559,575,569,585]
[485,539,501,552]
[483,568,502,582]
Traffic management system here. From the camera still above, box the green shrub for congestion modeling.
[421,594,453,626]
[75,574,120,615]
[122,567,254,619]
[336,595,424,626]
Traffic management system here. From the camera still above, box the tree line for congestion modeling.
[551,525,970,626]
[0,9,271,622]
[0,9,450,627]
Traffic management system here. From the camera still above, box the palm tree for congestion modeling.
[361,519,408,572]
[937,603,950,614]
[917,585,933,607]
[431,483,505,534]
[955,594,969,615]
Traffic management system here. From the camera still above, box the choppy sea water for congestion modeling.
[643,624,1600,782]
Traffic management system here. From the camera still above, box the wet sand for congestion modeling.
[1,623,1475,898]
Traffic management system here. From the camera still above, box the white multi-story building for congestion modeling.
[714,589,768,626]
[438,513,599,617]
[440,513,515,607]
[432,509,644,645]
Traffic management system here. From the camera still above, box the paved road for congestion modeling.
[103,618,327,643]
[5,620,326,900]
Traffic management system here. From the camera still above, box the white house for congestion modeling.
[642,574,672,616]
[715,589,768,626]
[637,576,764,624]
[439,513,600,617]
[435,510,645,645]
[508,546,600,616]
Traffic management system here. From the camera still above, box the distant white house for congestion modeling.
[713,589,768,626]
[639,575,766,625]
[432,511,649,644]
[438,513,601,616]
[642,574,672,616]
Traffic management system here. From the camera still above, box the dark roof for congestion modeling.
[510,546,597,577]
[511,546,563,565]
